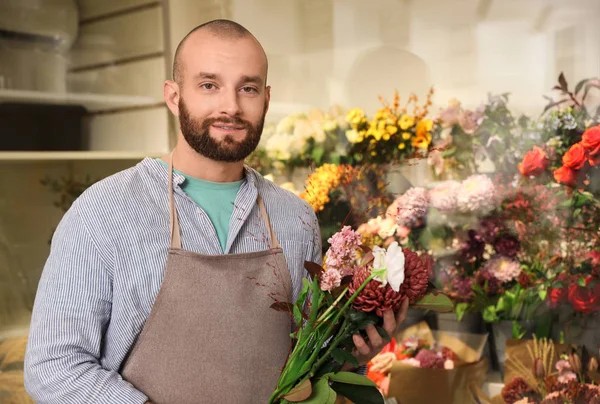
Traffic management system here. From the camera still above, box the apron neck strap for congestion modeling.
[168,152,280,250]
[256,194,280,249]
[168,152,182,249]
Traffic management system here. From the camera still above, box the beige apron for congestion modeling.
[121,155,292,403]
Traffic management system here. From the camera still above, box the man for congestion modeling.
[24,19,408,403]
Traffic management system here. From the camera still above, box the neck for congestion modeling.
[162,134,245,182]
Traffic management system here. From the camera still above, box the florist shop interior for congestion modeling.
[1,0,600,403]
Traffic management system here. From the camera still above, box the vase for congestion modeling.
[435,312,485,334]
[553,311,600,355]
[491,320,537,376]
[397,308,437,332]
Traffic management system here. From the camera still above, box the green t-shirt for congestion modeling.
[158,159,243,251]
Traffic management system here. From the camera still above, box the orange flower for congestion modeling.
[553,166,577,187]
[562,143,587,170]
[582,125,600,165]
[518,146,549,177]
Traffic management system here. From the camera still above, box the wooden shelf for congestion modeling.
[0,151,166,161]
[0,89,157,112]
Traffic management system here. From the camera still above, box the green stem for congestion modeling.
[269,273,377,403]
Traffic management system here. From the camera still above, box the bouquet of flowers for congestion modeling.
[366,322,489,404]
[344,89,436,166]
[496,337,600,403]
[268,226,453,403]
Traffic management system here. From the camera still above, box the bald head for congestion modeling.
[172,19,267,85]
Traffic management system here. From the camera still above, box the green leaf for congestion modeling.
[538,289,547,302]
[331,349,359,367]
[312,146,325,164]
[329,382,384,404]
[575,78,590,95]
[512,321,525,339]
[327,371,378,386]
[483,306,499,323]
[558,72,568,91]
[577,277,587,287]
[573,208,581,218]
[304,378,337,404]
[455,302,469,322]
[411,292,454,313]
[293,304,303,327]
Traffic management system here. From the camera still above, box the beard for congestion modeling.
[178,98,266,162]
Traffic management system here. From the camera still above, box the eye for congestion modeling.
[200,83,217,90]
[241,86,258,93]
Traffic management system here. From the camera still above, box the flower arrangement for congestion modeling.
[268,226,453,403]
[257,106,349,171]
[344,89,436,165]
[364,322,488,402]
[499,337,600,403]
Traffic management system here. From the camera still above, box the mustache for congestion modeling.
[203,117,252,129]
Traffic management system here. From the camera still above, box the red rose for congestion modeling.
[582,125,600,165]
[518,146,550,177]
[562,143,588,170]
[549,287,568,308]
[553,166,577,186]
[586,251,600,267]
[568,277,600,313]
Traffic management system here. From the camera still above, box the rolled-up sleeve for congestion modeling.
[24,206,147,404]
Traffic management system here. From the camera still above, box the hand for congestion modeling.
[348,297,410,367]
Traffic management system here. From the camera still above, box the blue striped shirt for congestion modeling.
[24,158,321,404]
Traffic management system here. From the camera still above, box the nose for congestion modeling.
[218,89,241,117]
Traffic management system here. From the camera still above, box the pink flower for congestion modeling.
[391,188,429,228]
[325,226,362,271]
[555,359,571,373]
[435,99,461,127]
[415,349,445,369]
[429,181,461,212]
[484,256,521,283]
[320,268,341,291]
[458,109,483,134]
[557,371,577,384]
[456,174,496,213]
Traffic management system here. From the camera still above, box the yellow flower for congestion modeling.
[300,164,349,212]
[398,143,406,150]
[382,133,391,141]
[416,119,433,135]
[401,132,411,140]
[386,125,398,135]
[371,151,377,156]
[399,114,415,130]
[411,133,432,149]
[346,108,367,129]
[345,129,361,144]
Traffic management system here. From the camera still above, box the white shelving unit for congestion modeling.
[0,89,158,112]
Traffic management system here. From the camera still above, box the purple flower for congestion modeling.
[459,230,485,263]
[453,277,474,299]
[494,235,521,258]
[478,218,504,244]
[476,270,503,295]
[324,225,362,272]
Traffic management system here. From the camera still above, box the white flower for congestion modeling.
[345,129,360,143]
[377,217,399,239]
[372,242,405,292]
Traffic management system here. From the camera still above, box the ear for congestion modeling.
[164,80,180,116]
[264,85,271,114]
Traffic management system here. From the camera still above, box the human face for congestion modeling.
[170,34,270,162]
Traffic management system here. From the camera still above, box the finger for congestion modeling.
[353,333,371,356]
[382,309,396,338]
[365,324,383,348]
[395,297,410,327]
